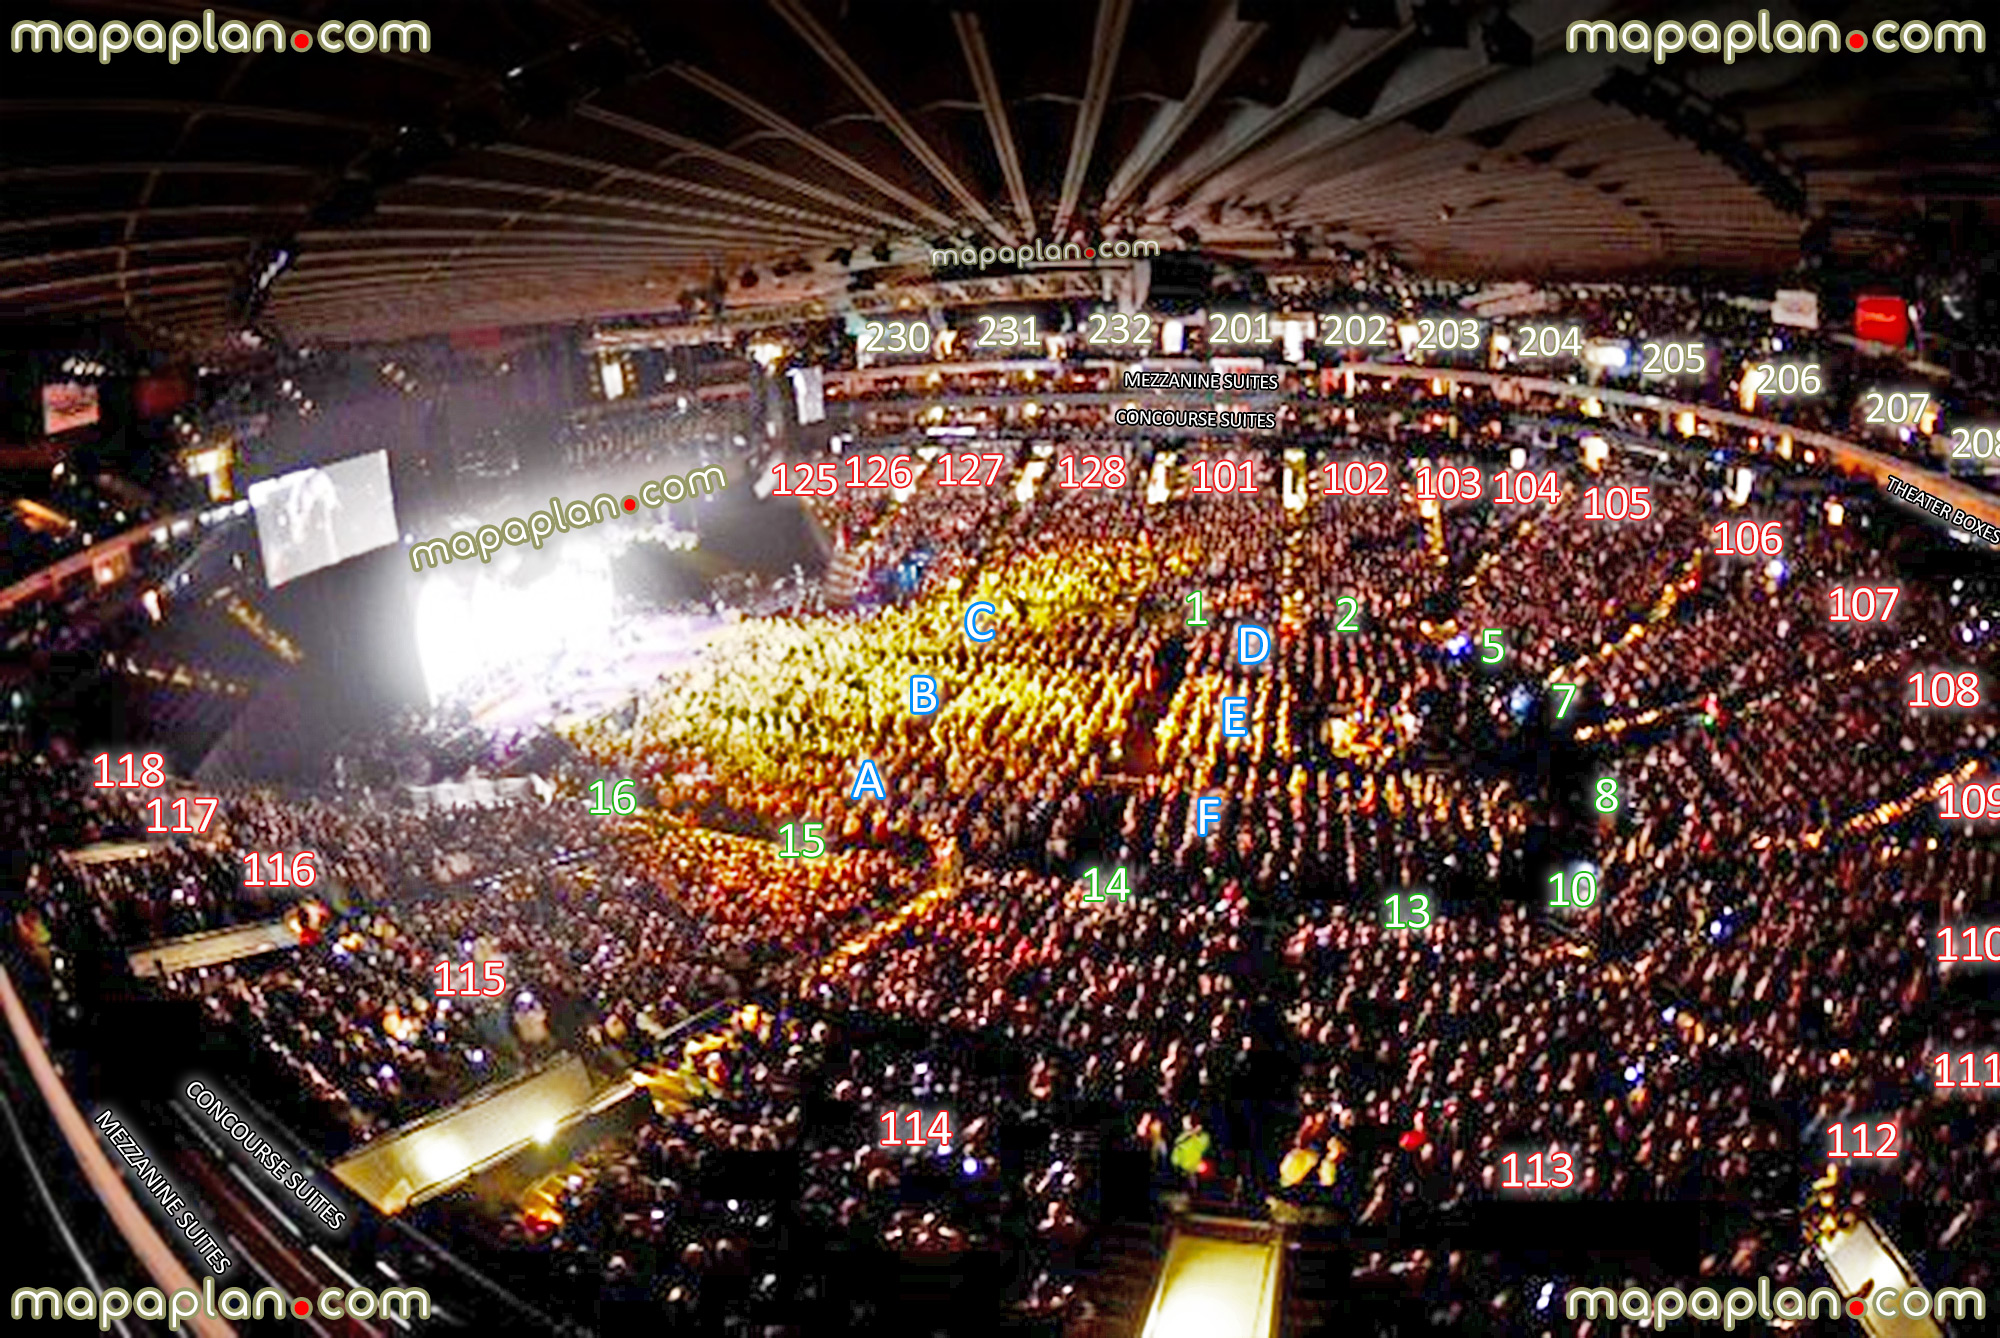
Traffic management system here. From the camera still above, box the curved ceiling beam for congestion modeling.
[1054,0,1134,239]
[1183,2,1634,209]
[3,259,234,304]
[769,0,1013,243]
[0,235,254,275]
[574,105,915,233]
[1145,22,1413,210]
[1100,10,1267,217]
[0,204,305,237]
[371,203,844,245]
[0,98,384,134]
[952,11,1035,238]
[485,143,861,236]
[290,234,769,262]
[0,161,326,185]
[410,170,862,242]
[670,63,964,236]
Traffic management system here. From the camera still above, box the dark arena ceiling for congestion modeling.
[4,0,1996,348]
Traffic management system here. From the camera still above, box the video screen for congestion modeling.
[246,450,400,588]
[41,379,99,435]
[5,4,1998,1337]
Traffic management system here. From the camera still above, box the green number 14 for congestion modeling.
[1081,867,1130,903]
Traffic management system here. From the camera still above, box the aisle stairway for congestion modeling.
[1280,1238,1337,1337]
[1081,1219,1169,1338]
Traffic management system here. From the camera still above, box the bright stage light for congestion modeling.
[415,543,617,700]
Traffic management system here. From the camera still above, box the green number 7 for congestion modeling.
[1552,683,1577,719]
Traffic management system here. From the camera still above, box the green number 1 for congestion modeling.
[1186,591,1208,628]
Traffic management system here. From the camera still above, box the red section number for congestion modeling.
[93,753,166,788]
[240,851,317,887]
[1499,1149,1573,1189]
[433,961,508,996]
[879,1111,953,1147]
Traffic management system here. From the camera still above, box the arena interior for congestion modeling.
[3,3,1999,1336]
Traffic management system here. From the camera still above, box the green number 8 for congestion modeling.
[1594,777,1619,814]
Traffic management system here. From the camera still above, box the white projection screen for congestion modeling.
[248,450,401,588]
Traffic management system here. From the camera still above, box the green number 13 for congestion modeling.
[1383,892,1431,930]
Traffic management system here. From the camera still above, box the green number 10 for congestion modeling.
[1548,870,1599,908]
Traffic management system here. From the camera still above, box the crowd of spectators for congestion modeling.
[533,1006,1097,1335]
[7,371,1998,1333]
